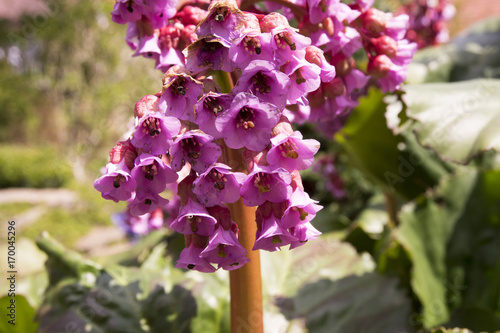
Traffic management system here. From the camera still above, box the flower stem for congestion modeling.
[214,70,264,333]
[227,197,263,333]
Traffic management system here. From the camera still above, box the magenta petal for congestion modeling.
[176,243,217,273]
[170,198,217,236]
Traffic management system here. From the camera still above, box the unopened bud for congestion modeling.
[109,140,137,170]
[134,95,159,118]
[361,8,387,36]
[174,5,207,25]
[260,12,289,32]
[323,78,346,99]
[271,116,294,136]
[290,170,304,190]
[372,35,398,58]
[367,54,392,78]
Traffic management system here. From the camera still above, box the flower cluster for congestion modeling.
[98,0,416,272]
[397,0,456,49]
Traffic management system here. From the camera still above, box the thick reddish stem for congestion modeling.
[216,70,264,333]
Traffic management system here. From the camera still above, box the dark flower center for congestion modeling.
[210,169,227,190]
[213,6,229,22]
[251,72,271,94]
[142,164,158,181]
[170,77,187,96]
[143,117,162,136]
[113,174,126,188]
[237,107,256,130]
[243,36,262,55]
[181,137,201,160]
[276,31,296,51]
[203,96,223,115]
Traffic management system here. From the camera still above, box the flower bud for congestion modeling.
[371,35,397,58]
[109,140,137,170]
[174,5,207,25]
[260,12,289,32]
[361,8,387,35]
[367,54,392,78]
[323,78,346,99]
[134,95,159,118]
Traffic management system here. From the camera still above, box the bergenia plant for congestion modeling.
[96,0,416,330]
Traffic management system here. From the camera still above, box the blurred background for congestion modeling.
[0,0,500,332]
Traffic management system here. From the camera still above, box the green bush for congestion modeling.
[0,145,72,188]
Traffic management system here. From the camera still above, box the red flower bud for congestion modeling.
[109,140,137,170]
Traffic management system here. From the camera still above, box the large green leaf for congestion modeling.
[35,233,197,333]
[287,273,413,333]
[337,88,451,200]
[397,169,500,330]
[267,234,414,332]
[404,79,500,164]
[0,295,38,333]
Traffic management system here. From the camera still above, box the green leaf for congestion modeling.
[397,169,500,330]
[0,295,38,333]
[35,233,197,333]
[405,79,500,164]
[337,88,451,199]
[267,234,413,332]
[285,273,413,333]
[261,234,375,298]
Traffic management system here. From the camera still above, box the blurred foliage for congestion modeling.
[407,18,500,84]
[0,0,161,180]
[0,144,72,188]
[21,183,121,248]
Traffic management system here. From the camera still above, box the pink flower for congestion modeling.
[193,163,246,207]
[215,92,280,151]
[131,112,181,155]
[170,198,218,236]
[176,240,217,273]
[233,60,290,110]
[194,92,234,138]
[267,131,320,172]
[170,131,221,174]
[200,225,250,270]
[240,165,292,207]
[281,188,322,229]
[94,159,136,203]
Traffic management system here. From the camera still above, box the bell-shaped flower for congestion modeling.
[253,204,296,251]
[229,32,274,70]
[215,92,280,151]
[170,197,218,236]
[194,92,234,138]
[159,68,204,122]
[240,165,292,207]
[94,159,137,203]
[267,131,320,172]
[281,188,323,229]
[233,60,290,110]
[170,130,221,174]
[200,225,250,270]
[132,153,178,194]
[283,59,321,104]
[128,191,169,216]
[184,37,234,75]
[288,222,322,249]
[176,239,217,273]
[196,0,246,43]
[193,163,246,207]
[131,112,181,155]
